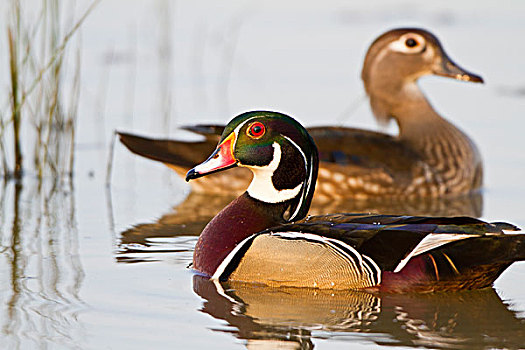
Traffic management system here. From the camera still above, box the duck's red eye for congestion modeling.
[247,122,265,139]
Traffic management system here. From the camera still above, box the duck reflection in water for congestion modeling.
[193,275,525,349]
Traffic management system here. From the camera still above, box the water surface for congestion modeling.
[1,0,525,349]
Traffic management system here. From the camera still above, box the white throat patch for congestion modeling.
[246,142,303,203]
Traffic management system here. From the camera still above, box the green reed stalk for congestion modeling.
[8,23,23,179]
[3,0,100,180]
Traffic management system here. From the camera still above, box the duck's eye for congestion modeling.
[247,122,266,139]
[405,38,418,48]
[390,33,425,54]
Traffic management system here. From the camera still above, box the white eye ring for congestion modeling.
[389,33,426,54]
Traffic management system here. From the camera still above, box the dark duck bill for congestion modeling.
[432,49,483,83]
[186,111,524,293]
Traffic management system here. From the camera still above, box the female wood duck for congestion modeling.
[119,28,484,199]
[186,111,524,293]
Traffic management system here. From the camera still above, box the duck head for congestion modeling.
[361,28,484,124]
[186,111,319,222]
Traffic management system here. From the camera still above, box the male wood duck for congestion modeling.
[186,111,524,293]
[119,28,484,199]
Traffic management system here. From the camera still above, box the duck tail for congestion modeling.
[381,233,525,293]
[117,131,217,172]
[512,234,525,261]
[180,124,224,138]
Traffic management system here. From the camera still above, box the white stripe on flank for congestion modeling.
[363,255,382,285]
[213,231,381,287]
[393,233,475,273]
[212,234,258,280]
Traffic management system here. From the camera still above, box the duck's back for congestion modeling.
[309,127,442,198]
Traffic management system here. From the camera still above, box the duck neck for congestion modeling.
[192,192,291,277]
[369,81,481,193]
[369,80,469,141]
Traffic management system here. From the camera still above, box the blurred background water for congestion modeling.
[0,0,524,349]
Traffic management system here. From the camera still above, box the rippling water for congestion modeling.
[1,0,525,349]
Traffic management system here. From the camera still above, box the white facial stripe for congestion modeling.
[232,117,311,209]
[283,135,307,172]
[282,135,312,221]
[232,116,259,146]
[389,33,426,54]
[246,142,303,203]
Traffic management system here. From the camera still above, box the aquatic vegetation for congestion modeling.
[1,0,100,180]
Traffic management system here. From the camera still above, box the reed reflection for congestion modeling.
[0,180,85,348]
[193,276,525,349]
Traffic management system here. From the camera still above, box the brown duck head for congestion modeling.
[361,28,484,125]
